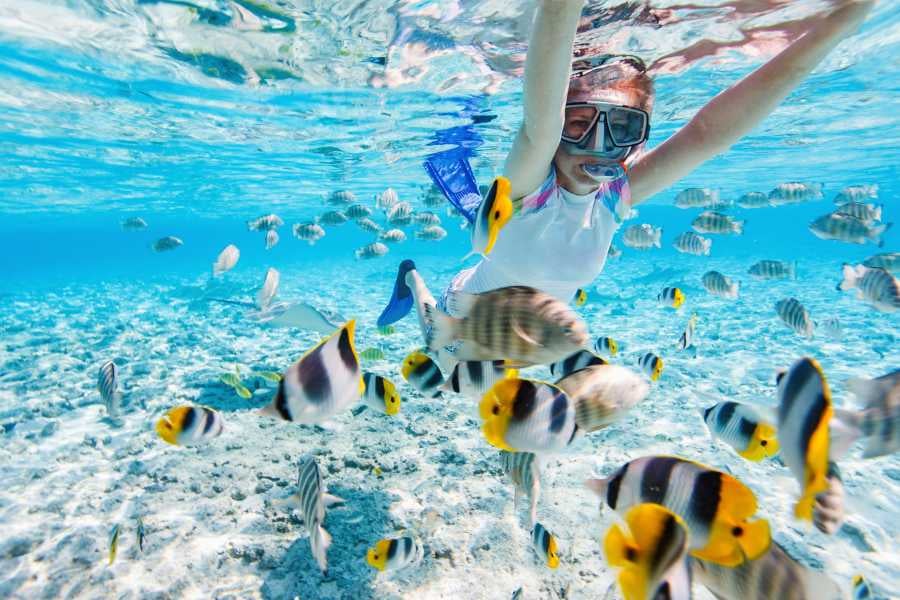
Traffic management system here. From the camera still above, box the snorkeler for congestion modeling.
[378,0,875,366]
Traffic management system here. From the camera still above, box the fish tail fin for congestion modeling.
[703,238,712,256]
[870,222,891,247]
[376,260,417,327]
[838,263,860,291]
[424,304,456,351]
[654,228,662,248]
[830,408,863,459]
[730,281,740,298]
[311,524,331,573]
[790,261,798,280]
[734,220,745,235]
[874,204,883,221]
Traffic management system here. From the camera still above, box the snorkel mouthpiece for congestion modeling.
[581,162,625,182]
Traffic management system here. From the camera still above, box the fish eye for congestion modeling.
[492,405,500,415]
[373,554,379,559]
[760,440,768,446]
[493,210,500,219]
[625,547,637,561]
[732,526,744,537]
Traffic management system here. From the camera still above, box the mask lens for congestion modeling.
[562,105,599,144]
[607,107,647,146]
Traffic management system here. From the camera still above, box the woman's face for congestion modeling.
[555,89,648,195]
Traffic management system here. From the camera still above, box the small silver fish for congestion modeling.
[265,230,279,250]
[327,190,355,205]
[702,271,739,299]
[414,211,441,225]
[121,216,148,229]
[775,298,815,338]
[748,260,795,281]
[355,217,382,234]
[292,222,325,245]
[674,187,719,209]
[247,214,284,231]
[736,192,770,209]
[820,317,842,341]
[622,223,661,249]
[838,264,900,312]
[256,267,279,311]
[835,202,882,225]
[108,523,120,565]
[500,451,541,527]
[415,225,447,241]
[832,369,900,459]
[677,314,697,351]
[833,184,877,204]
[769,182,823,205]
[152,236,183,252]
[355,242,389,260]
[862,252,899,274]
[387,202,413,225]
[98,360,121,418]
[137,517,146,553]
[345,204,372,219]
[213,244,240,276]
[376,188,398,212]
[809,213,889,246]
[691,211,744,235]
[288,455,343,573]
[318,210,348,226]
[673,231,711,256]
[378,228,406,243]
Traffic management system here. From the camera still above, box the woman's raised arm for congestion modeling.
[628,0,875,205]
[503,1,584,200]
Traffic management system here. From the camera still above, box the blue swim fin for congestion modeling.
[423,154,481,224]
[377,259,417,327]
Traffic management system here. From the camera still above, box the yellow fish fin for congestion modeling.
[603,523,633,568]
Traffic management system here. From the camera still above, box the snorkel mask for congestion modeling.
[560,101,650,182]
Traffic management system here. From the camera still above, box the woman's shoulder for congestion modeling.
[515,168,558,215]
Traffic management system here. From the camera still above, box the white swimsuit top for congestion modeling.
[452,168,630,304]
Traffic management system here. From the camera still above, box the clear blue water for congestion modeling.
[1,2,898,599]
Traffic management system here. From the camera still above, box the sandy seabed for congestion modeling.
[0,253,897,599]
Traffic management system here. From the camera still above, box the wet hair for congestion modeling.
[568,54,654,114]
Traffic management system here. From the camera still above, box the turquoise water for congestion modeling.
[1,2,899,599]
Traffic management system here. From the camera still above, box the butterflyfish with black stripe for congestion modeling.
[401,351,444,398]
[440,359,518,397]
[366,536,424,572]
[260,321,364,424]
[702,401,779,462]
[360,372,401,416]
[549,349,607,379]
[530,522,560,569]
[638,352,664,382]
[479,378,578,453]
[603,503,691,600]
[692,541,844,600]
[775,357,833,522]
[424,285,588,366]
[657,286,685,310]
[155,405,224,446]
[585,455,771,567]
[468,176,514,259]
[499,450,541,527]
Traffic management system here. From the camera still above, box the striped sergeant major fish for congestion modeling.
[283,455,343,574]
[673,231,712,256]
[809,212,890,246]
[862,251,899,274]
[674,187,719,209]
[748,260,796,281]
[549,349,607,379]
[440,359,517,397]
[155,406,224,446]
[622,223,662,249]
[702,401,779,462]
[775,357,833,522]
[499,450,541,527]
[833,184,877,204]
[692,541,844,600]
[97,360,121,418]
[366,536,424,572]
[260,321,363,424]
[768,182,823,205]
[355,242,389,260]
[425,286,588,366]
[604,503,691,600]
[775,298,815,338]
[831,368,899,459]
[838,264,900,312]
[691,210,744,235]
[835,201,882,225]
[702,271,739,299]
[737,191,770,209]
[530,522,560,569]
[585,455,771,567]
[401,351,444,398]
